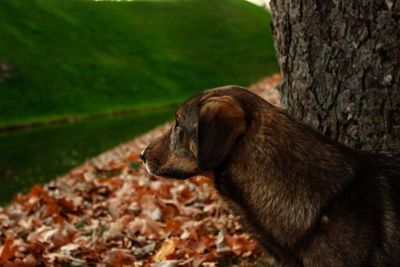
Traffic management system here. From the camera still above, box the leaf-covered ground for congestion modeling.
[0,75,280,266]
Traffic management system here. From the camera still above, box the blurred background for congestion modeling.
[0,0,277,204]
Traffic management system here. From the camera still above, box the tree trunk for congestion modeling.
[269,0,400,150]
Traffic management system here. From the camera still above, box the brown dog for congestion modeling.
[141,86,400,267]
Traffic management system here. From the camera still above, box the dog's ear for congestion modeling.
[197,95,246,170]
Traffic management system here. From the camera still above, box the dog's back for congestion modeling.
[295,151,400,267]
[367,151,400,266]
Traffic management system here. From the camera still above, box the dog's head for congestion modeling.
[141,86,251,179]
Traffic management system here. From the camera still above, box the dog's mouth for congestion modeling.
[156,167,197,180]
[142,161,156,176]
[142,161,195,180]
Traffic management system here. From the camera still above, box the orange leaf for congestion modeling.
[225,234,259,257]
[57,197,76,213]
[42,193,60,218]
[162,204,180,220]
[177,187,194,204]
[22,254,38,267]
[155,183,172,199]
[164,219,182,235]
[28,184,45,199]
[0,235,18,264]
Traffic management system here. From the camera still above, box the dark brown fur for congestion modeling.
[141,86,400,267]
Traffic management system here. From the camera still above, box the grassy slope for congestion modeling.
[0,107,175,204]
[0,0,278,127]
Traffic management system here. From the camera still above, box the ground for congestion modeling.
[0,75,280,266]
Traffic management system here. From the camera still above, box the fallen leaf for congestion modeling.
[153,238,178,261]
[0,235,18,264]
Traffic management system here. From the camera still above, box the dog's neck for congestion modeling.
[215,103,360,248]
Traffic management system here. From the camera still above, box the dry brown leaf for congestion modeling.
[153,238,179,261]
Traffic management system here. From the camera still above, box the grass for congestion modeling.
[0,0,278,128]
[0,107,175,204]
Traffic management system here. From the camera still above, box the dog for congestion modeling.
[141,86,400,267]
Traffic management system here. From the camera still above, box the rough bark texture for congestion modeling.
[270,0,400,150]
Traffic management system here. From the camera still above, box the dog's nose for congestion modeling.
[140,150,146,161]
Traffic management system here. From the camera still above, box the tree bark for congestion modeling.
[269,0,400,150]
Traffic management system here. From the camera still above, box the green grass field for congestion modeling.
[0,0,278,128]
[0,107,175,204]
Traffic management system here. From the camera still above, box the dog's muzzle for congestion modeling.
[140,149,146,162]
